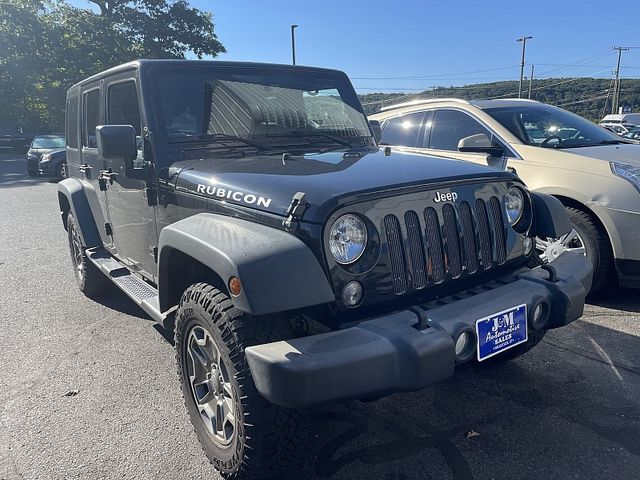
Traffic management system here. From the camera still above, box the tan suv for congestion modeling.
[371,98,640,292]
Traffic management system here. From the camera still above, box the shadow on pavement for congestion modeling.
[306,321,640,479]
[0,155,50,188]
[587,286,640,313]
[94,285,149,321]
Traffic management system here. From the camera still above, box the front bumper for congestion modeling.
[27,156,40,173]
[245,252,592,408]
[38,161,56,176]
[592,205,640,287]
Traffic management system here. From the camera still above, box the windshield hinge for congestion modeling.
[283,192,308,232]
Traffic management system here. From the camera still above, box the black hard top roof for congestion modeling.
[69,59,346,91]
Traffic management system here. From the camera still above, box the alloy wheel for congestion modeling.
[536,228,586,263]
[186,325,237,447]
[69,221,84,280]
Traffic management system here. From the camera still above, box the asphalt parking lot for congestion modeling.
[1,152,639,480]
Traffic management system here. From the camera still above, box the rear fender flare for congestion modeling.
[57,178,102,247]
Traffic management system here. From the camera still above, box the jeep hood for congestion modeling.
[173,147,515,222]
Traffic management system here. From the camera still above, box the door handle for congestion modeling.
[98,169,118,183]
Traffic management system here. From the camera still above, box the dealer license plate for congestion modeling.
[476,304,528,362]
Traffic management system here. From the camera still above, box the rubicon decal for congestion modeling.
[196,184,272,208]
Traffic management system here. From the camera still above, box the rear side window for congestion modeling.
[107,81,141,136]
[66,97,79,148]
[430,109,491,151]
[380,111,426,147]
[83,89,100,148]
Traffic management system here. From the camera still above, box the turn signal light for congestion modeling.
[229,276,242,296]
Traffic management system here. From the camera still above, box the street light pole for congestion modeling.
[517,36,533,99]
[291,25,298,65]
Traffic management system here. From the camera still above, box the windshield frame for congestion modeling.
[149,65,372,150]
[483,104,625,149]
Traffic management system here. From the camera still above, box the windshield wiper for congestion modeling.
[597,139,628,145]
[170,133,269,149]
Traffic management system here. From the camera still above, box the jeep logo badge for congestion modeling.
[433,191,458,203]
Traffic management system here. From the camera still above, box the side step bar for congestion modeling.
[86,247,175,328]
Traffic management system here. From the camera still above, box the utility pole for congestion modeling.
[612,46,629,114]
[517,36,533,98]
[290,25,298,65]
[528,65,535,99]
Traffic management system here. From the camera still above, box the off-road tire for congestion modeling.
[66,213,109,297]
[484,328,547,364]
[175,283,308,480]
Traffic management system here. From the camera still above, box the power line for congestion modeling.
[535,49,615,77]
[350,65,519,80]
[555,93,610,108]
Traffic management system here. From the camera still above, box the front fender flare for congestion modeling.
[57,178,102,247]
[157,213,335,315]
[530,192,572,239]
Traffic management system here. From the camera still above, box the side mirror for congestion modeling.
[458,134,505,158]
[96,125,146,179]
[369,120,382,144]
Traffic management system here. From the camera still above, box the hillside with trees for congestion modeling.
[359,77,640,122]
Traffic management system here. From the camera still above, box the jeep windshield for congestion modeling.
[154,68,372,149]
[483,104,628,149]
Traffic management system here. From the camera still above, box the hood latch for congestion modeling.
[283,192,308,232]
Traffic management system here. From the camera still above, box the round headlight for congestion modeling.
[505,187,525,226]
[329,214,367,264]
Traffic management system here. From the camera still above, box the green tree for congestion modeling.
[0,0,225,132]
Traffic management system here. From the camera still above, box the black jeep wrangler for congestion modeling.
[58,60,592,479]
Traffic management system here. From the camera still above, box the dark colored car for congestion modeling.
[57,60,592,480]
[38,148,67,180]
[26,134,65,177]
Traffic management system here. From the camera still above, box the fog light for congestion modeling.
[342,281,363,307]
[533,304,543,323]
[531,301,550,330]
[455,332,470,356]
[523,236,534,255]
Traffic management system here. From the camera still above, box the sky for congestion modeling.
[71,0,640,94]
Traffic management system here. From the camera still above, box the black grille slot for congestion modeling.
[459,201,479,274]
[383,214,408,294]
[442,204,463,279]
[475,199,493,269]
[404,211,427,289]
[424,207,445,284]
[377,193,511,295]
[489,197,507,264]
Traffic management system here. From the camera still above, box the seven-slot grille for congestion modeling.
[384,196,507,295]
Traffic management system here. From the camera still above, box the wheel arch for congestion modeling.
[158,246,230,314]
[57,178,102,247]
[157,213,335,316]
[532,186,618,255]
[551,194,617,251]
